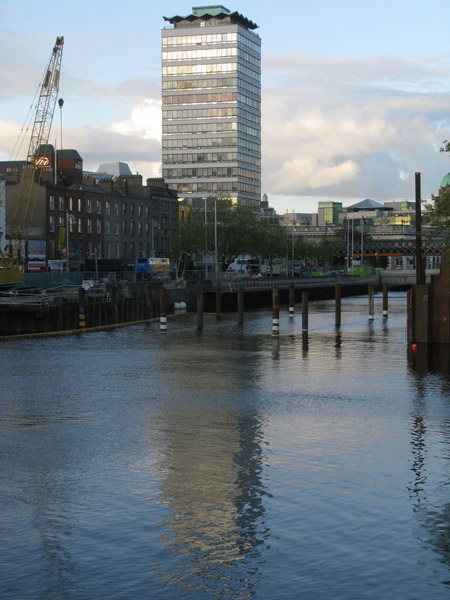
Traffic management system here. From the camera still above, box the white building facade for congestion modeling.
[161,5,261,206]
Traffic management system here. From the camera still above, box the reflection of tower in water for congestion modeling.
[154,405,269,598]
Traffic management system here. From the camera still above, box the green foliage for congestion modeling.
[441,140,450,154]
[425,184,450,250]
[422,139,450,249]
[172,200,347,271]
[172,199,289,269]
[313,236,342,265]
[171,212,204,260]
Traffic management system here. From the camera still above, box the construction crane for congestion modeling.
[1,36,64,276]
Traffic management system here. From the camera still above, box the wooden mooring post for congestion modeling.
[272,286,279,335]
[197,280,204,330]
[110,285,119,324]
[289,283,295,318]
[216,281,222,317]
[368,284,374,321]
[382,283,388,318]
[335,283,341,327]
[238,286,244,325]
[78,287,86,329]
[145,283,153,320]
[302,291,309,332]
[160,286,167,333]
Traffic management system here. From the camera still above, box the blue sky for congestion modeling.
[1,0,449,213]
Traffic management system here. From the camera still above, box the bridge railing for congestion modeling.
[203,274,379,294]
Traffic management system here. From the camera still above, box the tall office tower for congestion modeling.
[162,5,261,207]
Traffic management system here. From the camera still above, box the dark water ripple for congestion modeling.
[0,293,449,599]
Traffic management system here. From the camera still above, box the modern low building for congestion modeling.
[161,5,261,207]
[316,201,343,226]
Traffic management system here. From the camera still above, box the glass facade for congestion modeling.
[162,6,261,206]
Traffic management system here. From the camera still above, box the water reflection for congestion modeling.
[0,397,82,599]
[408,343,450,583]
[148,329,271,598]
[154,410,268,599]
[302,331,308,356]
[408,343,450,383]
[31,479,77,600]
[334,330,342,360]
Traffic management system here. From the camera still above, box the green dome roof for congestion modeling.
[441,172,450,187]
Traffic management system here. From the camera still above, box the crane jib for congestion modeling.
[2,35,65,274]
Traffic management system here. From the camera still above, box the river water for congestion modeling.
[1,292,450,600]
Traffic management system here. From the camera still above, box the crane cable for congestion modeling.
[58,57,64,180]
[6,75,42,167]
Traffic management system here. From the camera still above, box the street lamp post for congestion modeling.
[214,199,218,279]
[66,211,76,272]
[291,217,295,277]
[346,218,350,272]
[203,197,208,279]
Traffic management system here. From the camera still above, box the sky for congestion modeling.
[1,0,449,214]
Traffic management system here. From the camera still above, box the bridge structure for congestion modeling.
[314,227,445,262]
[203,274,379,295]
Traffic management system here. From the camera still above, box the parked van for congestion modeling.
[226,256,260,278]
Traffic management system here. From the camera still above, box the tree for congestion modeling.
[171,212,204,277]
[423,140,450,250]
[213,199,260,267]
[425,184,450,250]
[172,199,293,273]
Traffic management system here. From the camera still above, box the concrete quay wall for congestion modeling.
[379,269,439,288]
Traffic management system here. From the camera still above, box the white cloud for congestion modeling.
[268,156,359,193]
[109,99,161,141]
[261,52,450,203]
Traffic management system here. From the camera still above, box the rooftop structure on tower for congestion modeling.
[161,5,261,206]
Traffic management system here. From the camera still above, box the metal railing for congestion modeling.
[205,274,380,294]
[0,291,50,310]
